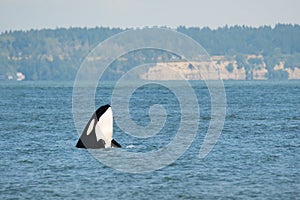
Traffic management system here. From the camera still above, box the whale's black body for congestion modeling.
[76,104,121,149]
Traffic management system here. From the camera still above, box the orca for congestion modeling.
[76,104,121,149]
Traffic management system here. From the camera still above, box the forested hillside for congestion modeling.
[0,24,300,80]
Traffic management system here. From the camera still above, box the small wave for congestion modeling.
[126,145,135,149]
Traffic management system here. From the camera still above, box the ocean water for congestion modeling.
[0,81,299,199]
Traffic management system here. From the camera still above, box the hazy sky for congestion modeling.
[0,0,299,33]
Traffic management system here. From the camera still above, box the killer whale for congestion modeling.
[76,104,121,148]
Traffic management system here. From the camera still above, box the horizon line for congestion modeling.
[1,23,300,34]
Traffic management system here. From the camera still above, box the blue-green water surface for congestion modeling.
[0,81,299,199]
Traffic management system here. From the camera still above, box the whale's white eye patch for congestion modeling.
[86,118,95,135]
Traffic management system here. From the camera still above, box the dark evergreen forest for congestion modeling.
[0,24,299,80]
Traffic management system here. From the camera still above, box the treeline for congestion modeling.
[0,27,123,80]
[178,24,300,55]
[0,24,299,80]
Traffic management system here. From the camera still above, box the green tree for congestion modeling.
[226,63,234,73]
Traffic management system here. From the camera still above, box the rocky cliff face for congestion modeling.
[140,56,300,80]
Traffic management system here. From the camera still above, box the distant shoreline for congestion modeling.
[1,24,299,81]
